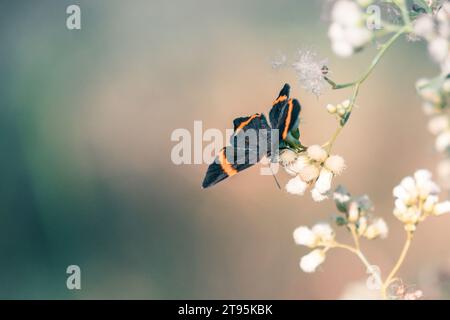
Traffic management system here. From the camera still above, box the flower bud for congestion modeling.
[285,176,308,195]
[307,145,328,162]
[300,249,326,273]
[326,104,337,114]
[293,226,317,247]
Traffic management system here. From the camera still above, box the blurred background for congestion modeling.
[0,0,449,299]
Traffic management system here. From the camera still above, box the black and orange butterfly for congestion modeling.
[202,84,303,188]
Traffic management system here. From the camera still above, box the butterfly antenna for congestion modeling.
[270,166,282,190]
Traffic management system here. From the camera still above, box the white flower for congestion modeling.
[293,226,317,247]
[434,201,450,215]
[393,169,447,227]
[393,185,412,203]
[300,249,326,273]
[325,155,346,175]
[428,37,449,63]
[423,195,438,212]
[311,188,329,202]
[413,15,435,40]
[292,49,328,96]
[435,131,450,152]
[331,0,361,27]
[312,223,335,242]
[307,145,328,162]
[364,218,388,240]
[299,164,320,182]
[279,149,297,166]
[331,40,354,57]
[328,0,371,58]
[314,168,334,194]
[293,223,335,248]
[428,115,449,135]
[285,176,308,195]
[345,27,371,47]
[287,156,310,175]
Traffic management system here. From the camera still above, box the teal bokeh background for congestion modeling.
[0,0,448,299]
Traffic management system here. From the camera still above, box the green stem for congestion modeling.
[324,26,408,151]
[381,230,414,299]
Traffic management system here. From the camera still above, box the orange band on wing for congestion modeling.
[219,149,238,176]
[273,95,287,106]
[282,99,293,140]
[235,113,260,134]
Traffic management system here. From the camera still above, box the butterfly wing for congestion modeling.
[202,113,271,188]
[277,98,301,142]
[269,83,290,129]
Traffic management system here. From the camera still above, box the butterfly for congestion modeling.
[202,83,303,188]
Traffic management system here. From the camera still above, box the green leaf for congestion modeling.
[340,111,351,126]
[335,216,348,226]
[411,0,432,14]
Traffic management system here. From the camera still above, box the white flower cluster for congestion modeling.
[393,169,450,231]
[281,145,346,201]
[333,187,389,240]
[416,75,450,189]
[417,77,450,115]
[328,0,372,58]
[428,113,450,152]
[413,3,450,74]
[293,223,335,272]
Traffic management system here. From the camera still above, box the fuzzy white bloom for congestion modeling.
[434,201,450,215]
[311,188,329,202]
[279,149,297,166]
[328,0,371,58]
[300,249,326,273]
[423,195,438,212]
[331,0,361,26]
[292,49,329,96]
[393,169,447,227]
[435,130,450,152]
[307,145,328,163]
[285,155,310,175]
[413,6,450,73]
[428,37,449,63]
[293,223,335,248]
[331,39,355,57]
[364,218,388,240]
[312,223,335,242]
[413,15,435,40]
[293,226,317,247]
[324,155,346,175]
[280,149,299,176]
[428,115,449,135]
[314,168,334,194]
[299,164,320,182]
[285,176,308,195]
